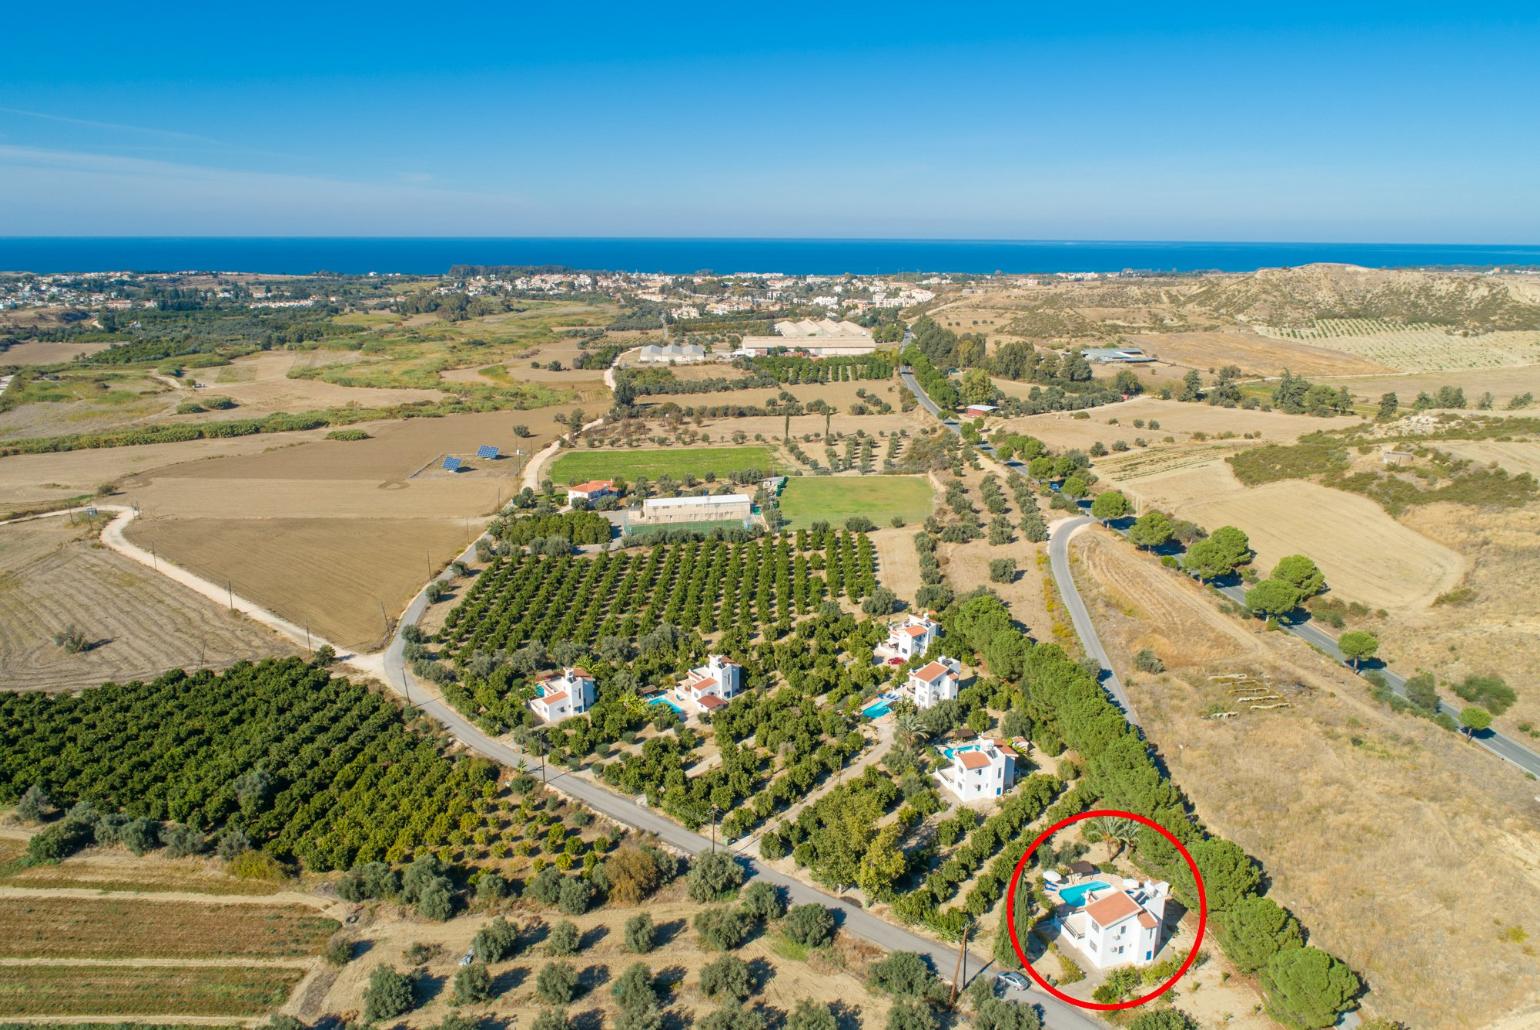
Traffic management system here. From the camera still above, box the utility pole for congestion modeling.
[305,625,312,654]
[400,667,412,709]
[949,919,971,1007]
[226,581,234,612]
[711,805,720,852]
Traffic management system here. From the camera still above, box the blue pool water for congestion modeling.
[861,702,892,719]
[1055,880,1112,908]
[647,696,684,715]
[937,743,982,762]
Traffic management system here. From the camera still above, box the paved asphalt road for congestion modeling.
[898,367,1540,777]
[1047,517,1140,725]
[381,535,1106,1029]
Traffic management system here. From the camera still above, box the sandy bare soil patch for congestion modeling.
[1314,363,1540,410]
[178,351,446,417]
[994,396,1349,454]
[0,516,294,691]
[0,430,343,512]
[126,515,477,651]
[1072,530,1540,1029]
[0,340,114,365]
[1124,329,1388,377]
[869,527,921,601]
[1099,456,1466,612]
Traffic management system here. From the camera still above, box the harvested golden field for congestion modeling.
[1124,329,1387,376]
[1257,321,1540,372]
[995,396,1348,454]
[0,834,282,896]
[0,340,114,365]
[1100,454,1466,611]
[126,516,476,650]
[0,515,293,691]
[1438,439,1540,478]
[0,428,340,511]
[1314,362,1540,410]
[870,526,922,601]
[0,895,337,960]
[0,963,306,1018]
[1072,529,1540,1030]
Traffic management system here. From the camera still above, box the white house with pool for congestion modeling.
[1051,876,1170,968]
[675,655,745,717]
[529,668,597,724]
[905,657,961,709]
[880,612,941,661]
[935,736,1015,802]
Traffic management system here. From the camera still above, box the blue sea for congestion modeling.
[1,237,1538,276]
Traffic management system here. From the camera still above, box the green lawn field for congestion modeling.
[549,445,778,484]
[777,474,933,528]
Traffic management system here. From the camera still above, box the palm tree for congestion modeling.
[1090,816,1141,862]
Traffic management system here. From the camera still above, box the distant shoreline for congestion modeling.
[2,236,1539,277]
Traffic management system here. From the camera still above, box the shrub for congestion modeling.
[363,965,415,1023]
[699,1003,767,1030]
[605,844,669,903]
[453,961,493,1005]
[782,903,836,948]
[546,920,581,955]
[27,818,95,863]
[885,998,939,1030]
[688,850,746,902]
[623,912,656,953]
[740,881,786,922]
[612,962,659,1011]
[695,906,754,950]
[556,876,594,914]
[700,954,753,1001]
[532,1009,569,1030]
[787,999,839,1030]
[1133,649,1165,674]
[535,961,580,1005]
[338,861,398,902]
[324,935,354,967]
[473,916,521,963]
[868,952,939,999]
[15,784,52,822]
[1452,674,1516,715]
[1261,946,1359,1029]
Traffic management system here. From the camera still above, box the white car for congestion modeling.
[995,971,1030,994]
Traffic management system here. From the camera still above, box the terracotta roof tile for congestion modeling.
[958,751,992,770]
[1084,890,1142,928]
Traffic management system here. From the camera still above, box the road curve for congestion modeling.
[1047,517,1140,725]
[896,368,1540,778]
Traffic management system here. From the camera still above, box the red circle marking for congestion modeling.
[1004,808,1207,1011]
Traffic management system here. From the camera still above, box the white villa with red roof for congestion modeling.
[566,480,616,506]
[528,667,597,723]
[883,612,940,661]
[675,655,745,716]
[1059,879,1170,968]
[935,736,1015,802]
[905,656,961,709]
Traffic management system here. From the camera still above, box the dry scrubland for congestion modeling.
[1070,529,1540,1030]
[1256,321,1540,371]
[0,515,294,691]
[1377,502,1540,733]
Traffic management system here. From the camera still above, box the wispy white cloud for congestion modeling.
[0,106,231,147]
[0,146,539,234]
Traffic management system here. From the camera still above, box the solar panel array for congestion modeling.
[476,445,500,460]
[442,456,463,472]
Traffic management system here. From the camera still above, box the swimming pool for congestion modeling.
[1054,880,1112,908]
[861,701,893,719]
[647,696,684,715]
[937,743,982,762]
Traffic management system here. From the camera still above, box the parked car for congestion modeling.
[458,949,476,967]
[995,971,1030,994]
[886,657,904,666]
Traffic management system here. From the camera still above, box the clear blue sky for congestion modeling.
[3,2,1537,240]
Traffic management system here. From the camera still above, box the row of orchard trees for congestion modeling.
[443,531,877,662]
[0,659,502,872]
